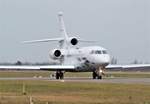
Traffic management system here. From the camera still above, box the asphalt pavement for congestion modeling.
[0,77,149,84]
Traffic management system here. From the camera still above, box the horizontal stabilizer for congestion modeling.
[79,39,97,43]
[22,38,63,43]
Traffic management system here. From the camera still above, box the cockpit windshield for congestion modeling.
[90,50,107,54]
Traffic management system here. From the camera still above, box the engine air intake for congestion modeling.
[71,38,78,45]
[54,50,61,57]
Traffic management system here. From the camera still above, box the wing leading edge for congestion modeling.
[0,64,150,71]
[106,64,150,70]
[0,65,75,71]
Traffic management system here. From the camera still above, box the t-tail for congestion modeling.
[58,12,69,42]
[22,11,96,48]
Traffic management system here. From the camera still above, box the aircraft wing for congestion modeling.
[106,64,150,70]
[0,65,75,71]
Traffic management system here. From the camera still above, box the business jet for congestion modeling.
[0,12,150,79]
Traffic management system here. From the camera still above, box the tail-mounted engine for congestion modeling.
[70,37,78,45]
[54,50,61,57]
[50,49,62,59]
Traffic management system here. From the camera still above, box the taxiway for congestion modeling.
[0,77,149,84]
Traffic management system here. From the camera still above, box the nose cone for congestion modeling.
[101,55,110,64]
[94,54,110,66]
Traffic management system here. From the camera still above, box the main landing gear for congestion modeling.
[55,71,64,79]
[92,67,104,80]
[92,71,102,79]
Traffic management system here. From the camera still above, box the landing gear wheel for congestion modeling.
[60,72,64,79]
[92,70,103,80]
[56,72,60,79]
[55,71,64,80]
[92,71,97,79]
[97,75,102,79]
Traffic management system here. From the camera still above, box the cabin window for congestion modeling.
[90,50,94,54]
[96,50,102,54]
[90,50,102,54]
[102,50,107,54]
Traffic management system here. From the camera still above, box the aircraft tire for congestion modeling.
[92,71,97,79]
[97,75,102,79]
[56,72,60,79]
[60,72,64,79]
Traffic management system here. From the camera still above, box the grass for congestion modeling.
[0,71,150,104]
[105,71,150,78]
[0,71,150,78]
[0,80,150,104]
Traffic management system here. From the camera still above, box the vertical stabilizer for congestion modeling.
[58,12,69,40]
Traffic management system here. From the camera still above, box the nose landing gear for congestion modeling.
[92,67,105,79]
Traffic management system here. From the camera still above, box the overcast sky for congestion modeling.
[0,0,150,64]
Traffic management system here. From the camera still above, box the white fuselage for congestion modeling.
[50,46,111,72]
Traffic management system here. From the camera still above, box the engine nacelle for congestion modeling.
[70,37,78,45]
[49,49,62,59]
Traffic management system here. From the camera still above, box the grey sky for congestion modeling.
[0,0,150,64]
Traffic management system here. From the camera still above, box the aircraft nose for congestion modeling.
[102,55,110,64]
[96,54,110,65]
